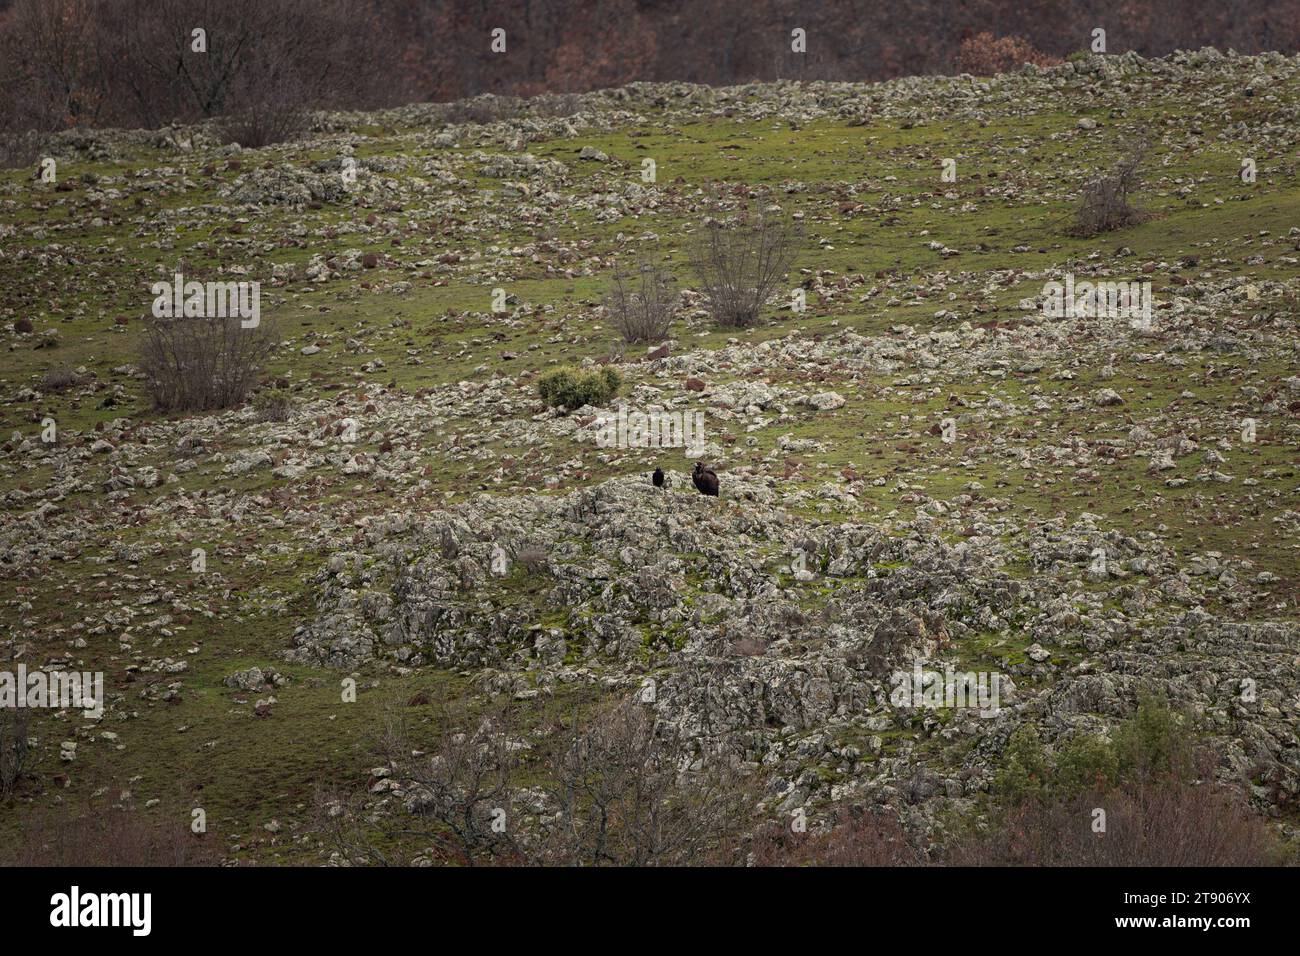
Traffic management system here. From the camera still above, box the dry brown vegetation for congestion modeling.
[5,0,1298,147]
[139,315,278,412]
[1071,143,1150,237]
[605,262,678,344]
[690,203,802,329]
[1,801,217,866]
[316,698,755,866]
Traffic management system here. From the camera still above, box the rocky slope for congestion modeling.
[1,48,1298,861]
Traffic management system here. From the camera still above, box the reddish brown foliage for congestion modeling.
[2,801,218,866]
[955,32,1060,75]
[945,781,1283,867]
[746,810,927,866]
[2,0,1300,138]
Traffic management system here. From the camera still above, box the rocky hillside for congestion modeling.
[1,48,1298,863]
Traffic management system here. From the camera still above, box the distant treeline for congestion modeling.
[2,0,1299,134]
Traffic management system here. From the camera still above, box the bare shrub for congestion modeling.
[374,702,523,866]
[746,809,926,866]
[690,202,802,328]
[216,55,310,148]
[40,364,81,393]
[140,315,278,413]
[319,696,754,866]
[0,132,46,170]
[535,700,753,866]
[529,92,582,118]
[605,262,678,344]
[1,800,217,866]
[312,787,408,867]
[946,779,1281,866]
[216,102,306,149]
[439,95,524,126]
[313,702,520,867]
[0,707,29,800]
[1071,142,1150,237]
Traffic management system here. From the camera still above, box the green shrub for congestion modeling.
[995,693,1192,805]
[1113,692,1192,783]
[253,389,296,422]
[994,725,1050,805]
[1054,735,1120,794]
[536,366,621,411]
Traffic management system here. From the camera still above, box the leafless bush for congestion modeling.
[0,132,46,170]
[1,800,216,866]
[216,61,310,148]
[1071,142,1150,237]
[0,707,29,800]
[376,703,523,866]
[320,696,754,866]
[217,103,306,149]
[535,700,753,866]
[438,95,524,126]
[40,364,81,393]
[312,786,415,867]
[139,316,278,413]
[946,779,1281,866]
[690,202,803,328]
[312,703,522,867]
[605,262,678,343]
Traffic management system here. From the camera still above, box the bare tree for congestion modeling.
[139,315,279,412]
[605,262,678,344]
[392,704,524,865]
[538,699,753,866]
[317,695,755,866]
[0,0,107,131]
[690,202,802,328]
[1071,141,1150,237]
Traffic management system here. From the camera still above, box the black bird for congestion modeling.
[691,462,719,497]
[652,467,665,488]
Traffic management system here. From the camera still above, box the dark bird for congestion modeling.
[691,462,719,497]
[652,467,665,488]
